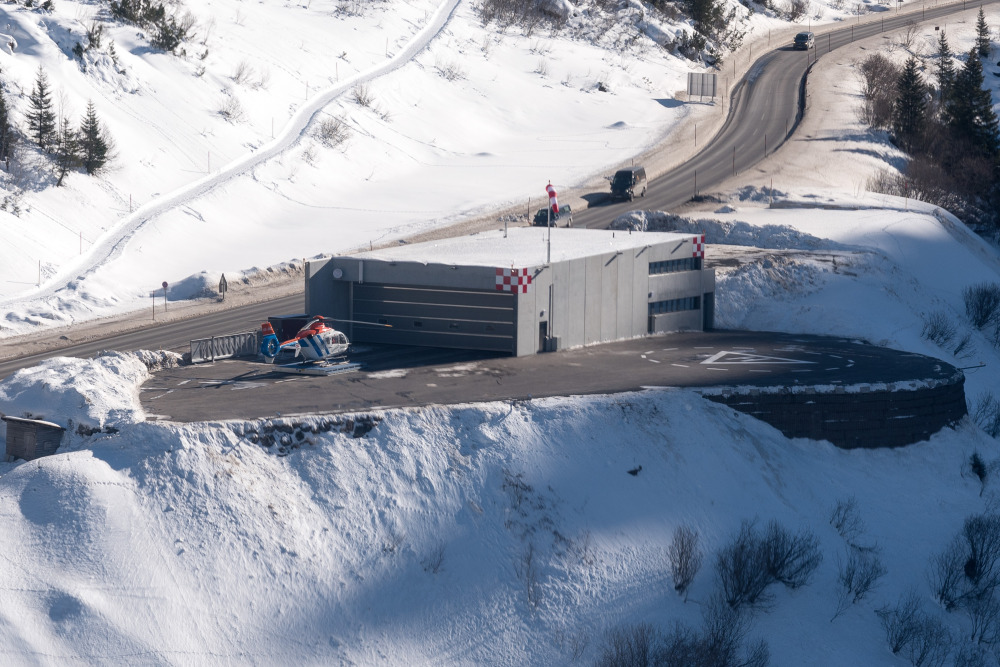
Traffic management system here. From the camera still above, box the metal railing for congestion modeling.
[190,330,259,363]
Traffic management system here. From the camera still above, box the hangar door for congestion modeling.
[351,284,516,353]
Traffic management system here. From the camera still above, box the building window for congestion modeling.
[648,296,701,315]
[649,257,702,274]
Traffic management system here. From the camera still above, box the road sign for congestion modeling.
[687,72,717,98]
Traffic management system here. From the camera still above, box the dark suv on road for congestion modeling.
[609,166,647,202]
[533,205,572,226]
[793,31,815,49]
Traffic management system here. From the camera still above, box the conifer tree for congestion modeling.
[945,50,1000,160]
[26,65,56,150]
[892,57,927,153]
[78,100,110,174]
[0,83,14,165]
[53,114,79,186]
[936,30,955,102]
[975,7,992,58]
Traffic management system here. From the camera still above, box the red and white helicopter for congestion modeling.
[259,316,351,366]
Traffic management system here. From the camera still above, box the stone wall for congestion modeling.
[701,373,968,449]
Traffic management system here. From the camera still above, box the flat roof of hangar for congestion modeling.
[352,228,697,268]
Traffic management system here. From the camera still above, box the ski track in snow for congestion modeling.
[0,0,461,314]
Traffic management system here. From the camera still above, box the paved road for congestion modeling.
[0,294,304,380]
[572,0,996,228]
[141,331,958,422]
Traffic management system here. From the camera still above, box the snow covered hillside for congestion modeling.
[0,0,927,338]
[0,347,996,664]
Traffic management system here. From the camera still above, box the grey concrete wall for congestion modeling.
[601,253,619,341]
[650,311,703,333]
[322,257,499,291]
[565,258,587,349]
[630,249,648,335]
[703,374,968,448]
[649,271,708,301]
[616,251,634,338]
[647,234,698,262]
[584,255,602,346]
[515,266,548,356]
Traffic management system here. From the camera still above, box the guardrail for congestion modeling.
[190,331,259,363]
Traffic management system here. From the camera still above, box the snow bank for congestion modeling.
[0,350,179,434]
[0,387,993,664]
[610,209,851,250]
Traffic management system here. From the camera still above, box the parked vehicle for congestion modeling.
[793,31,815,50]
[609,166,647,202]
[533,204,572,227]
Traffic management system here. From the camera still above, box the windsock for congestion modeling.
[546,183,559,215]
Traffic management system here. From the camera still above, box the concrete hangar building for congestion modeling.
[305,227,715,357]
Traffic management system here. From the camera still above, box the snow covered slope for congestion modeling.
[0,348,996,664]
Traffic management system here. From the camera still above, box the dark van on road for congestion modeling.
[793,31,815,49]
[610,166,647,202]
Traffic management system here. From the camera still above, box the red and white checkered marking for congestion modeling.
[692,234,705,259]
[496,267,532,293]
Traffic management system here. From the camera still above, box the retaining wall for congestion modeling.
[701,372,968,449]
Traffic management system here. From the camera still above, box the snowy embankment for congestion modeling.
[0,348,996,664]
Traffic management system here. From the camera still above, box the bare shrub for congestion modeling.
[954,644,991,667]
[315,117,350,149]
[515,542,542,609]
[967,593,1000,646]
[971,394,1000,438]
[218,93,245,123]
[929,513,1000,629]
[651,596,770,667]
[760,520,822,589]
[597,623,660,667]
[921,311,957,349]
[969,451,993,494]
[232,59,253,85]
[896,21,920,51]
[716,519,821,610]
[717,521,772,610]
[856,53,901,130]
[878,589,923,654]
[963,514,1000,595]
[477,0,547,32]
[833,548,887,619]
[535,58,548,76]
[422,542,445,574]
[353,83,374,107]
[786,0,808,21]
[906,615,952,667]
[437,60,466,81]
[830,496,866,546]
[667,524,703,599]
[929,535,967,611]
[964,283,1000,330]
[255,66,271,90]
[655,623,702,666]
[954,334,975,360]
[699,595,769,667]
